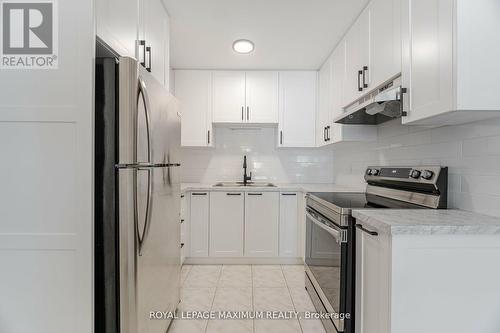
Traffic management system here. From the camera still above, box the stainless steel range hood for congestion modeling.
[334,75,404,125]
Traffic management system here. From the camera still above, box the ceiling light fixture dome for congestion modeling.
[232,39,254,54]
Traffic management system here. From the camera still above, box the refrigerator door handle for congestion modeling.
[135,169,153,256]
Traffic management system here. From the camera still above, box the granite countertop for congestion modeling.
[352,209,500,235]
[181,183,364,193]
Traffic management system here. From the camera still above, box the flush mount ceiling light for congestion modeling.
[232,39,254,54]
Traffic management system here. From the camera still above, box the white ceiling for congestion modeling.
[163,0,370,70]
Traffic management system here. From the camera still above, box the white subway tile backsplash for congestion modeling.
[333,117,500,217]
[181,127,334,184]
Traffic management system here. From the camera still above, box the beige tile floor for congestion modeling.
[169,265,327,333]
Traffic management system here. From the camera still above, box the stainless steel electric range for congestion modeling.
[304,166,448,333]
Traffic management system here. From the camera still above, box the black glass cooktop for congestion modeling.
[309,192,425,210]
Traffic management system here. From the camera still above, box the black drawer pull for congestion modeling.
[356,224,378,236]
[226,193,242,196]
[192,192,207,196]
[248,193,263,196]
[281,193,297,196]
[180,243,185,248]
[180,219,185,224]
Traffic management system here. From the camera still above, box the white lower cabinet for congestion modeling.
[209,192,244,257]
[189,192,209,257]
[244,192,280,257]
[180,194,187,263]
[355,225,390,333]
[279,193,299,257]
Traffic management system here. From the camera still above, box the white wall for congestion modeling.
[181,127,334,184]
[332,117,500,217]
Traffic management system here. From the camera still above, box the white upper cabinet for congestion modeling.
[368,0,401,89]
[343,0,401,107]
[212,71,279,124]
[278,71,317,148]
[317,42,377,145]
[97,0,170,87]
[212,71,247,123]
[401,0,500,126]
[175,70,213,147]
[245,72,279,123]
[317,56,332,146]
[139,0,170,86]
[96,0,138,57]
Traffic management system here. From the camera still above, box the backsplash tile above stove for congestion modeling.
[333,117,500,218]
[181,127,334,184]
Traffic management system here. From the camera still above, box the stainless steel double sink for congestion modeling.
[213,182,276,188]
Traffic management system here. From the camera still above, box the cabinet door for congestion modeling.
[189,192,209,257]
[278,71,317,148]
[401,0,453,124]
[96,0,138,57]
[245,71,279,123]
[143,0,168,85]
[330,43,346,143]
[344,22,363,106]
[212,71,246,123]
[175,70,213,147]
[355,227,391,333]
[210,192,244,257]
[279,193,299,257]
[317,57,332,146]
[245,192,279,257]
[369,0,401,89]
[181,194,187,263]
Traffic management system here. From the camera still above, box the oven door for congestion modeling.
[305,207,348,332]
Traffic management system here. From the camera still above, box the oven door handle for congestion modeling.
[306,210,344,243]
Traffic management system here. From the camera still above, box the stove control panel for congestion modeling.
[365,166,446,185]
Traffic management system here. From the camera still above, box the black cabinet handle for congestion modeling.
[180,243,185,248]
[401,87,408,116]
[356,224,378,236]
[324,127,327,142]
[181,194,185,198]
[242,107,244,121]
[180,219,185,224]
[146,46,152,72]
[362,66,368,88]
[247,106,250,121]
[226,193,242,196]
[280,131,283,145]
[358,70,363,91]
[138,40,146,68]
[207,130,210,144]
[326,126,331,141]
[248,193,262,196]
[192,192,207,196]
[281,193,296,196]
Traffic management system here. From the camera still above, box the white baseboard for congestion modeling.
[184,257,304,265]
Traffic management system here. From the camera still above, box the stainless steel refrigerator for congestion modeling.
[95,40,181,333]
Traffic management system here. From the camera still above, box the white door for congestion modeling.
[175,70,213,147]
[279,193,299,257]
[278,71,317,148]
[0,0,93,331]
[212,71,246,123]
[245,71,279,123]
[401,0,453,124]
[143,0,168,85]
[317,57,332,146]
[190,192,209,257]
[245,192,279,257]
[96,0,138,57]
[369,0,401,89]
[210,192,244,257]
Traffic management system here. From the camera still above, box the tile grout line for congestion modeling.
[251,265,255,333]
[282,265,304,333]
[205,265,223,333]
